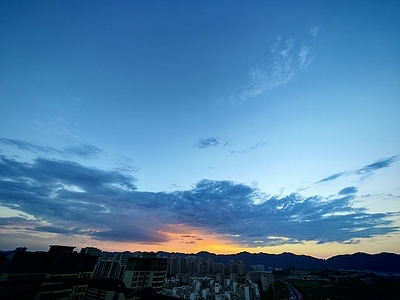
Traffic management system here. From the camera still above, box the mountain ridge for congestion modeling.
[157,251,400,273]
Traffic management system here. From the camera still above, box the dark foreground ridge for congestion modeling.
[157,251,400,273]
[1,246,399,300]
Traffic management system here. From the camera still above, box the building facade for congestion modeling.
[119,253,167,300]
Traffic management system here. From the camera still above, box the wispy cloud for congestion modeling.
[29,226,90,236]
[310,25,320,39]
[0,138,105,159]
[298,44,313,69]
[317,156,398,184]
[196,137,221,149]
[229,141,267,154]
[355,156,398,176]
[0,138,60,155]
[239,26,320,101]
[316,172,345,183]
[65,144,105,159]
[0,153,397,247]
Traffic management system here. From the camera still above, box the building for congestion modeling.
[229,273,239,283]
[85,258,125,300]
[260,273,274,292]
[251,264,265,272]
[237,261,247,276]
[119,253,167,300]
[0,245,98,300]
[80,247,102,257]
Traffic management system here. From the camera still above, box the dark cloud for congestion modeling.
[0,154,398,246]
[316,172,346,183]
[0,217,40,227]
[317,156,398,184]
[339,186,358,195]
[196,137,220,149]
[30,226,89,235]
[93,228,169,244]
[355,156,397,175]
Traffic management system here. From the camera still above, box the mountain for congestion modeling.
[325,252,400,272]
[158,251,400,273]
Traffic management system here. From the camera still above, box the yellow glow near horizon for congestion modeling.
[79,226,400,259]
[2,218,399,258]
[5,233,400,259]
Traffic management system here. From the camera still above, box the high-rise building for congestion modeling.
[80,247,102,257]
[251,264,265,272]
[167,255,181,277]
[244,286,251,300]
[229,273,239,283]
[237,260,247,276]
[260,273,274,292]
[86,258,125,300]
[0,245,98,300]
[119,253,167,300]
[216,273,224,284]
[228,260,236,275]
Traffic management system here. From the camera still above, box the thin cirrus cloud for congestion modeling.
[317,156,398,184]
[239,25,320,101]
[229,140,267,155]
[0,138,105,159]
[196,138,266,154]
[0,145,398,247]
[298,25,320,70]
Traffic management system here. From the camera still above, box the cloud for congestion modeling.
[250,237,302,247]
[29,226,89,236]
[269,38,295,87]
[355,156,398,175]
[0,217,41,227]
[239,26,320,101]
[338,186,358,195]
[64,144,105,159]
[316,172,346,183]
[298,44,313,69]
[342,240,360,245]
[229,141,267,155]
[0,138,105,159]
[0,138,60,155]
[0,153,398,247]
[196,137,221,149]
[239,66,269,100]
[310,25,320,39]
[317,156,398,184]
[240,39,295,100]
[93,228,169,243]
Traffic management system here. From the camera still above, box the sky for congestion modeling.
[0,0,399,258]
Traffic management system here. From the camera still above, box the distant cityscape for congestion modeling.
[1,245,399,300]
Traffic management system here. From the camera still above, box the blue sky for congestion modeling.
[0,0,399,257]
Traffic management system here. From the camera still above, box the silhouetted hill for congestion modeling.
[325,252,400,272]
[158,251,400,272]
